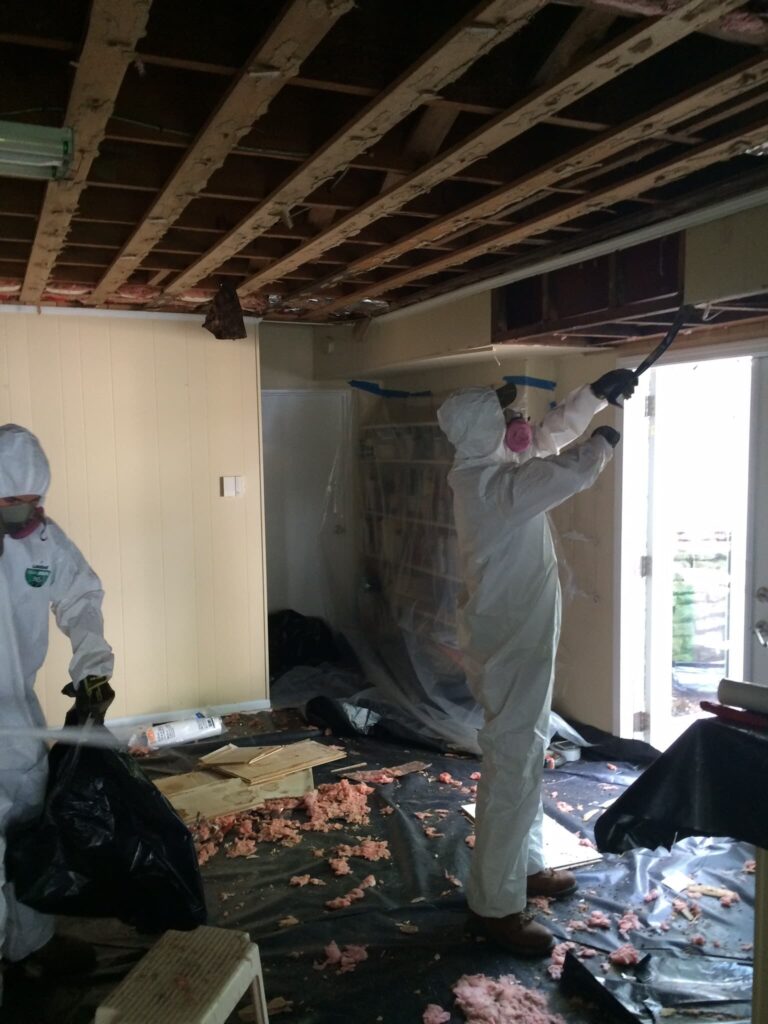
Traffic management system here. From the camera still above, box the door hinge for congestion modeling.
[640,554,652,577]
[645,394,656,418]
[633,710,650,733]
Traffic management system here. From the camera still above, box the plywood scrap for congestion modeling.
[686,883,740,905]
[207,739,346,785]
[199,743,283,767]
[154,768,314,824]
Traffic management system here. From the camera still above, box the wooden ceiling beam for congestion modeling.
[19,0,154,304]
[86,0,353,305]
[162,0,548,298]
[532,8,617,86]
[290,55,768,298]
[313,117,768,317]
[236,0,746,299]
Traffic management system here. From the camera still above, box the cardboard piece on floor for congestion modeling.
[155,767,314,824]
[208,738,346,786]
[344,760,431,782]
[462,804,603,870]
[199,743,283,767]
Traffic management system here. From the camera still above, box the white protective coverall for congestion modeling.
[437,386,613,918]
[0,424,113,963]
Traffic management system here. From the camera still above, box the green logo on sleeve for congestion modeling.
[25,564,52,588]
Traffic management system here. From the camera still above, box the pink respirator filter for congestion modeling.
[504,418,533,453]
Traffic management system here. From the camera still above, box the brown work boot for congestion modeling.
[527,868,578,899]
[468,910,554,956]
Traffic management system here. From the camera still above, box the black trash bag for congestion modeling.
[6,733,207,932]
[268,609,341,677]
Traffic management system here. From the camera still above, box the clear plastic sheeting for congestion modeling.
[314,399,585,755]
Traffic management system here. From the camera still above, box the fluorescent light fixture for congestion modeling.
[0,121,73,181]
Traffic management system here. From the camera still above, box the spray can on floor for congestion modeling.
[131,712,224,750]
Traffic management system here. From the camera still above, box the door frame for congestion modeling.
[614,334,768,740]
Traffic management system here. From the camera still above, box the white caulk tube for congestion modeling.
[138,713,224,750]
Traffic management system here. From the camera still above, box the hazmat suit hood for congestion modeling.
[0,424,50,500]
[437,388,507,462]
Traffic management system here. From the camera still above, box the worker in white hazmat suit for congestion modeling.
[437,370,635,955]
[0,424,114,993]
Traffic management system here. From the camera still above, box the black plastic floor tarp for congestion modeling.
[4,730,756,1024]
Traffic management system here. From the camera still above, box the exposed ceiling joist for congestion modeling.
[236,0,747,299]
[294,55,768,297]
[556,0,768,45]
[532,8,617,85]
[161,0,549,297]
[312,118,768,317]
[86,0,353,305]
[18,0,153,304]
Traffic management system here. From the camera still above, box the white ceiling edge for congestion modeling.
[367,341,590,378]
[377,186,768,325]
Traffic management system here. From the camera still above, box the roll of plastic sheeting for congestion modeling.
[718,678,768,714]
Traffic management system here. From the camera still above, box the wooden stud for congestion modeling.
[313,117,768,317]
[19,0,154,304]
[235,0,747,299]
[162,0,549,298]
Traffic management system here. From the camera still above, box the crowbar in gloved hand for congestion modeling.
[604,304,697,406]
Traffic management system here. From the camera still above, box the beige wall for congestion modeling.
[685,204,768,305]
[0,311,268,725]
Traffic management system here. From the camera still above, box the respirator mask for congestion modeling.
[503,411,533,453]
[0,502,41,556]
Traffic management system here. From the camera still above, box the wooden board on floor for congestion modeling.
[207,739,346,786]
[155,767,314,823]
[198,743,283,767]
[462,805,603,870]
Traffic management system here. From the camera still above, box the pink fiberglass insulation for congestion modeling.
[470,772,482,781]
[608,944,641,966]
[438,772,455,784]
[567,920,588,932]
[617,911,641,936]
[548,942,577,980]
[424,826,444,839]
[555,801,574,813]
[290,874,325,887]
[316,941,369,974]
[189,779,375,864]
[587,910,611,929]
[329,857,352,876]
[744,860,756,873]
[423,1005,451,1024]
[335,839,391,861]
[466,834,476,849]
[720,892,740,908]
[578,837,596,848]
[644,889,659,903]
[325,875,376,911]
[453,973,566,1023]
[691,934,706,947]
[529,895,554,915]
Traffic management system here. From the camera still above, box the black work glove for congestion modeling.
[591,369,638,405]
[62,676,116,726]
[592,425,621,448]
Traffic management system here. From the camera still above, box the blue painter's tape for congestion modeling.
[349,379,432,398]
[503,375,557,392]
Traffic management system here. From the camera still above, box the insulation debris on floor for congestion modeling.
[4,719,755,1024]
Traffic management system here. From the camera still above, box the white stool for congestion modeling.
[94,926,269,1024]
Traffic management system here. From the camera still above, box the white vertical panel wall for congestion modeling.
[0,311,268,724]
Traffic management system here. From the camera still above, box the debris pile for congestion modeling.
[314,940,369,974]
[453,973,566,1024]
[188,779,376,864]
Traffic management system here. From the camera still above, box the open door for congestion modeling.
[621,352,765,750]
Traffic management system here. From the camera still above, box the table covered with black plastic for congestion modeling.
[595,717,768,1023]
